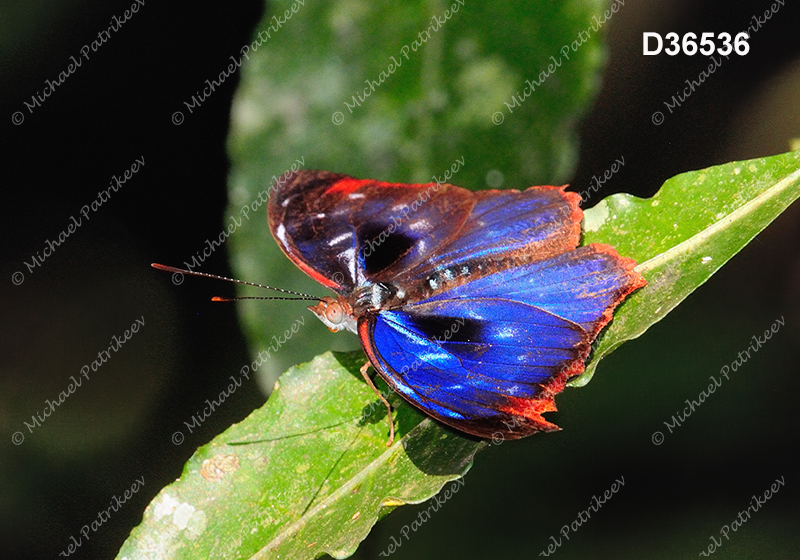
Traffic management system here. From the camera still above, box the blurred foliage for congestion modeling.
[226,0,608,390]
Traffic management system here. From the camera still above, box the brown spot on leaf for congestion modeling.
[200,454,240,482]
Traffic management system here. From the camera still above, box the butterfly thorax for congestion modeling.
[351,282,405,313]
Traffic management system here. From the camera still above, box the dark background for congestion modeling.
[2,1,799,559]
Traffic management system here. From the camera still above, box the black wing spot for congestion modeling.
[360,222,417,275]
[406,314,483,344]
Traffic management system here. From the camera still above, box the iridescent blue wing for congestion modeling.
[423,244,642,338]
[358,245,645,439]
[268,171,581,296]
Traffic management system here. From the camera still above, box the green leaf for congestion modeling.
[117,150,800,559]
[116,352,479,560]
[570,150,800,386]
[119,152,800,560]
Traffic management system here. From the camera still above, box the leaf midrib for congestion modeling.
[636,165,800,273]
[252,419,434,559]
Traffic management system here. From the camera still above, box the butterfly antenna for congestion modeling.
[151,263,322,302]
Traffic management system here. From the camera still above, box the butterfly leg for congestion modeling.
[360,361,395,446]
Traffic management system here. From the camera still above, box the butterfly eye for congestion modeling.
[325,302,345,324]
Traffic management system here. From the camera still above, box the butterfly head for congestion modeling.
[309,297,358,334]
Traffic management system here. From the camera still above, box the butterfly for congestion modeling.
[268,170,646,445]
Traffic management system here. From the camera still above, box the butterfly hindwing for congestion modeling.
[359,244,644,439]
[425,244,644,337]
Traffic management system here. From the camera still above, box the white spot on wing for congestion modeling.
[328,231,353,247]
[275,223,287,244]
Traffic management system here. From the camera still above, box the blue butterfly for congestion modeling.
[268,170,645,444]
